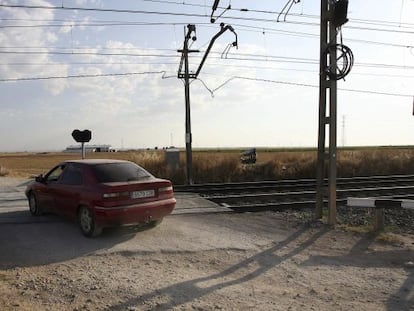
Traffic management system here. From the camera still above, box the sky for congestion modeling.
[0,0,413,152]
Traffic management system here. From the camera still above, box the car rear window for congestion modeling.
[92,163,152,183]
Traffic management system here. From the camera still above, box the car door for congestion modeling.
[35,164,65,212]
[52,163,84,219]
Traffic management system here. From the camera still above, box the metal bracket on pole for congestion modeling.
[195,23,238,77]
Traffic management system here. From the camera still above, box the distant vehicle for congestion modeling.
[25,159,176,237]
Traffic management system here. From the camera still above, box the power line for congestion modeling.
[1,3,414,35]
[0,61,178,66]
[0,3,208,18]
[2,10,413,31]
[3,21,411,48]
[1,69,411,99]
[136,0,414,29]
[0,56,411,77]
[2,20,411,48]
[2,58,412,79]
[0,71,175,82]
[0,49,412,71]
[204,76,413,98]
[0,21,212,28]
[0,50,180,58]
[1,17,412,49]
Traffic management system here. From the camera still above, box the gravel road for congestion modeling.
[0,177,413,310]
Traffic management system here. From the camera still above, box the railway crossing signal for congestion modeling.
[71,129,92,159]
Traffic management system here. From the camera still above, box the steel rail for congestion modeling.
[174,175,414,212]
[206,185,414,201]
[175,174,414,194]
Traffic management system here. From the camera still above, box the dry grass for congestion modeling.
[1,147,414,183]
[0,165,9,177]
[376,232,406,245]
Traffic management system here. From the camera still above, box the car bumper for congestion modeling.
[93,197,176,227]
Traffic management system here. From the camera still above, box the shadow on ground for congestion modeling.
[0,211,146,269]
[301,234,414,311]
[108,225,330,310]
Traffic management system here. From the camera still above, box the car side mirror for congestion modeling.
[35,174,44,183]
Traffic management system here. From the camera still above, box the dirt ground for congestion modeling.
[1,208,413,311]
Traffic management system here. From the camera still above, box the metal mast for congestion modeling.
[316,0,338,224]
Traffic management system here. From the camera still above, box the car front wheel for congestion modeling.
[78,206,102,237]
[28,192,42,216]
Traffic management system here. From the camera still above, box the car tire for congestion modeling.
[78,206,102,237]
[28,192,42,216]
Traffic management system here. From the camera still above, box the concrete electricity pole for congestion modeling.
[316,0,350,224]
[316,0,337,224]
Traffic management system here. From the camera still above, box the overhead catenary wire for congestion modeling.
[0,48,411,71]
[201,75,413,98]
[1,3,414,35]
[1,21,412,48]
[0,4,411,91]
[1,59,413,79]
[0,70,411,99]
[136,0,414,29]
[0,70,175,82]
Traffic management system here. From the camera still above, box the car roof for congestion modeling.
[64,159,132,165]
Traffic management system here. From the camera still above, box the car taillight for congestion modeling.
[159,186,173,193]
[102,191,129,199]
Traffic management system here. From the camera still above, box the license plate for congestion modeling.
[131,190,155,199]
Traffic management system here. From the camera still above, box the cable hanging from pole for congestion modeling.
[324,42,354,80]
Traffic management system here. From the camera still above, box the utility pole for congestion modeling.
[316,0,350,224]
[342,115,346,147]
[177,24,198,185]
[177,23,237,185]
[316,0,338,224]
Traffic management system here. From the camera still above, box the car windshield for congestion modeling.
[92,162,152,183]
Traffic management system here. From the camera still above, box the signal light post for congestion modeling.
[71,129,92,159]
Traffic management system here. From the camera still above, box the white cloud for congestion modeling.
[0,1,69,94]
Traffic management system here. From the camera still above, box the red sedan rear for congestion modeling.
[25,159,176,237]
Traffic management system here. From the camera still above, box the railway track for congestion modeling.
[174,174,414,212]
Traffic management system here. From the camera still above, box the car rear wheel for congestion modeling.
[28,192,42,216]
[78,206,102,237]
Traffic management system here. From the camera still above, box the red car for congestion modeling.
[25,159,176,237]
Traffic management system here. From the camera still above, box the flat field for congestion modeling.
[0,149,313,179]
[2,146,414,182]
